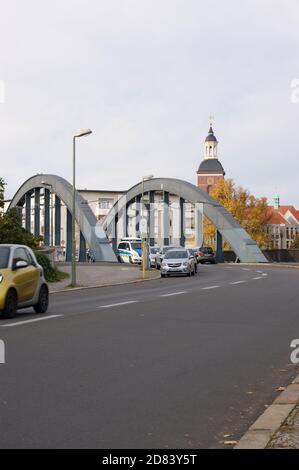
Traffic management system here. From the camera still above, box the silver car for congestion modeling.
[155,245,183,269]
[160,249,196,277]
[149,246,160,267]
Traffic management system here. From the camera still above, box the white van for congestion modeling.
[116,238,143,264]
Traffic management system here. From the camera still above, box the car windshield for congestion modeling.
[162,246,175,254]
[150,247,159,254]
[0,247,10,268]
[200,247,214,254]
[131,242,142,250]
[164,250,188,259]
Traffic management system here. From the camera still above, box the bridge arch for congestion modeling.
[103,178,267,263]
[9,174,117,262]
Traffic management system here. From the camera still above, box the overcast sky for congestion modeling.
[1,0,298,206]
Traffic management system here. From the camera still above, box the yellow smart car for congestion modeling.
[0,244,49,318]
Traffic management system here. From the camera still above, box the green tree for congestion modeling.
[0,207,41,247]
[0,178,41,247]
[0,177,5,210]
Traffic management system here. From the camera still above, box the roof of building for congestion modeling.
[276,205,299,222]
[205,125,218,142]
[264,209,290,225]
[78,189,126,194]
[197,158,225,174]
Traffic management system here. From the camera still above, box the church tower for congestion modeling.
[196,122,225,194]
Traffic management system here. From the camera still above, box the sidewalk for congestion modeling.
[268,403,299,448]
[50,263,159,292]
[236,373,299,449]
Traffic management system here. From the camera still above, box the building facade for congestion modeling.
[264,200,299,249]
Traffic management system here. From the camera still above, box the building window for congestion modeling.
[98,199,113,210]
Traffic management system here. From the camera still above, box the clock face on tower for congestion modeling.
[207,177,214,185]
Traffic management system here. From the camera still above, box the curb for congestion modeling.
[235,373,299,449]
[49,272,161,294]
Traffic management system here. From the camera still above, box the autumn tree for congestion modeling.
[204,178,270,249]
[291,235,299,249]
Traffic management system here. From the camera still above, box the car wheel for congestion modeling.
[33,285,49,314]
[2,289,17,318]
[161,273,165,278]
[129,256,133,264]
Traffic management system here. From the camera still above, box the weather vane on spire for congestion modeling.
[209,115,214,127]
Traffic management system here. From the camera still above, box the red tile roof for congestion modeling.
[264,207,290,225]
[277,205,298,219]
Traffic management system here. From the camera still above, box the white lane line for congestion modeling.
[0,315,62,327]
[252,276,263,280]
[98,301,138,309]
[262,273,268,277]
[161,291,187,297]
[230,281,246,285]
[242,268,251,271]
[201,285,220,290]
[256,270,263,274]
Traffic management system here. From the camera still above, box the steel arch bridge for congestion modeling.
[9,174,117,262]
[102,177,267,263]
[9,174,267,263]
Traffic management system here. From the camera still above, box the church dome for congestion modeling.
[205,126,218,142]
[197,158,225,174]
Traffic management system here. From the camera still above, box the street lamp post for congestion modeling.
[141,175,154,278]
[71,129,92,287]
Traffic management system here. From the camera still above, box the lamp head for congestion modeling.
[73,129,92,138]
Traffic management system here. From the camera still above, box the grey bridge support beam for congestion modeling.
[55,195,61,246]
[163,191,170,246]
[44,188,50,246]
[34,188,40,237]
[25,192,31,232]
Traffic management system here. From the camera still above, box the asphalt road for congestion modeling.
[1,264,299,449]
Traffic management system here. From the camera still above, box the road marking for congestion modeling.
[161,291,187,297]
[201,285,220,290]
[0,315,62,327]
[242,268,251,271]
[98,301,138,309]
[262,273,268,277]
[252,276,263,280]
[230,281,246,285]
[256,270,263,274]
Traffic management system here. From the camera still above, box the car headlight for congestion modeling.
[0,274,3,284]
[182,262,188,267]
[161,261,167,267]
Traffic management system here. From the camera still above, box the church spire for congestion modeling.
[204,119,218,159]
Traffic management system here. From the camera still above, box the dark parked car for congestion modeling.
[196,246,217,264]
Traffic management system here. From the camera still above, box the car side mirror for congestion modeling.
[189,255,194,259]
[14,260,28,270]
